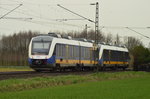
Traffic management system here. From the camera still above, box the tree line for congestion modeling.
[0,30,149,69]
[0,31,38,66]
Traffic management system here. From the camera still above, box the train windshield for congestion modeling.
[32,41,51,55]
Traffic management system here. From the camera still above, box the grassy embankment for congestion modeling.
[0,71,150,99]
[0,66,33,72]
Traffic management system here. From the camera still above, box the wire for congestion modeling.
[0,4,22,19]
[126,27,150,39]
[55,18,87,22]
[57,4,95,23]
[2,17,32,20]
[5,0,91,6]
[102,26,150,29]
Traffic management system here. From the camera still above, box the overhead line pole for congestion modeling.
[0,4,23,20]
[95,2,99,44]
[57,3,99,68]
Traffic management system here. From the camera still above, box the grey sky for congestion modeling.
[0,0,150,46]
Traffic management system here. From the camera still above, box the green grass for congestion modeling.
[0,76,150,99]
[0,71,150,99]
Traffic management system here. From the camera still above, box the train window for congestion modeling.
[110,50,113,61]
[84,47,90,60]
[72,46,74,59]
[71,45,73,59]
[32,41,51,55]
[84,47,86,59]
[59,44,62,57]
[62,44,65,58]
[55,44,66,58]
[125,52,130,61]
[68,45,70,59]
[81,47,85,60]
[68,45,73,59]
[103,49,109,61]
[56,44,58,57]
[75,46,79,59]
[86,48,90,60]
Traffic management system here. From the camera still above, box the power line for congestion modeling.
[101,26,150,39]
[0,6,52,21]
[55,18,87,21]
[0,6,84,29]
[4,0,91,6]
[2,17,32,20]
[101,26,150,29]
[126,27,150,39]
[0,4,22,19]
[57,4,95,23]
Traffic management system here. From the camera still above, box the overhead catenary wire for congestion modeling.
[5,0,91,6]
[57,4,95,23]
[101,26,150,29]
[101,26,150,40]
[1,17,32,20]
[126,27,150,39]
[1,0,150,40]
[0,2,89,29]
[0,7,84,29]
[0,4,22,19]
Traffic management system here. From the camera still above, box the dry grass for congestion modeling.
[0,66,33,72]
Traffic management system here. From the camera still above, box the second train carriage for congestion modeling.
[98,44,129,70]
[28,33,129,71]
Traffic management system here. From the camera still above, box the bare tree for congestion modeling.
[105,33,113,44]
[124,36,142,51]
[0,31,38,66]
[114,34,121,45]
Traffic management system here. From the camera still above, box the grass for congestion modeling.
[0,74,150,99]
[0,66,33,72]
[0,71,148,92]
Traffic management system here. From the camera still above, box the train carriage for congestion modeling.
[28,33,129,71]
[98,44,129,70]
[28,34,97,71]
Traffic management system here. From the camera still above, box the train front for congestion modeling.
[28,36,55,71]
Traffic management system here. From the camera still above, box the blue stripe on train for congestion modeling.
[98,59,103,65]
[28,58,32,65]
[47,55,56,64]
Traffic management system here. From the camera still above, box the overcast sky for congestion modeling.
[0,0,150,46]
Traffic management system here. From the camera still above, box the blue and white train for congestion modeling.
[28,33,129,71]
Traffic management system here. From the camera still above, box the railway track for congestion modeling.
[0,70,95,81]
[0,68,133,81]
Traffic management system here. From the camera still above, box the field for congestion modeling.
[0,71,150,99]
[0,66,33,72]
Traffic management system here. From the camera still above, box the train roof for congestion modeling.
[98,44,128,52]
[32,35,93,47]
[32,33,128,51]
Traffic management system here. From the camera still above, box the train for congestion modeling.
[28,33,130,71]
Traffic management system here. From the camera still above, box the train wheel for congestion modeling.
[35,69,42,72]
[122,67,126,70]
